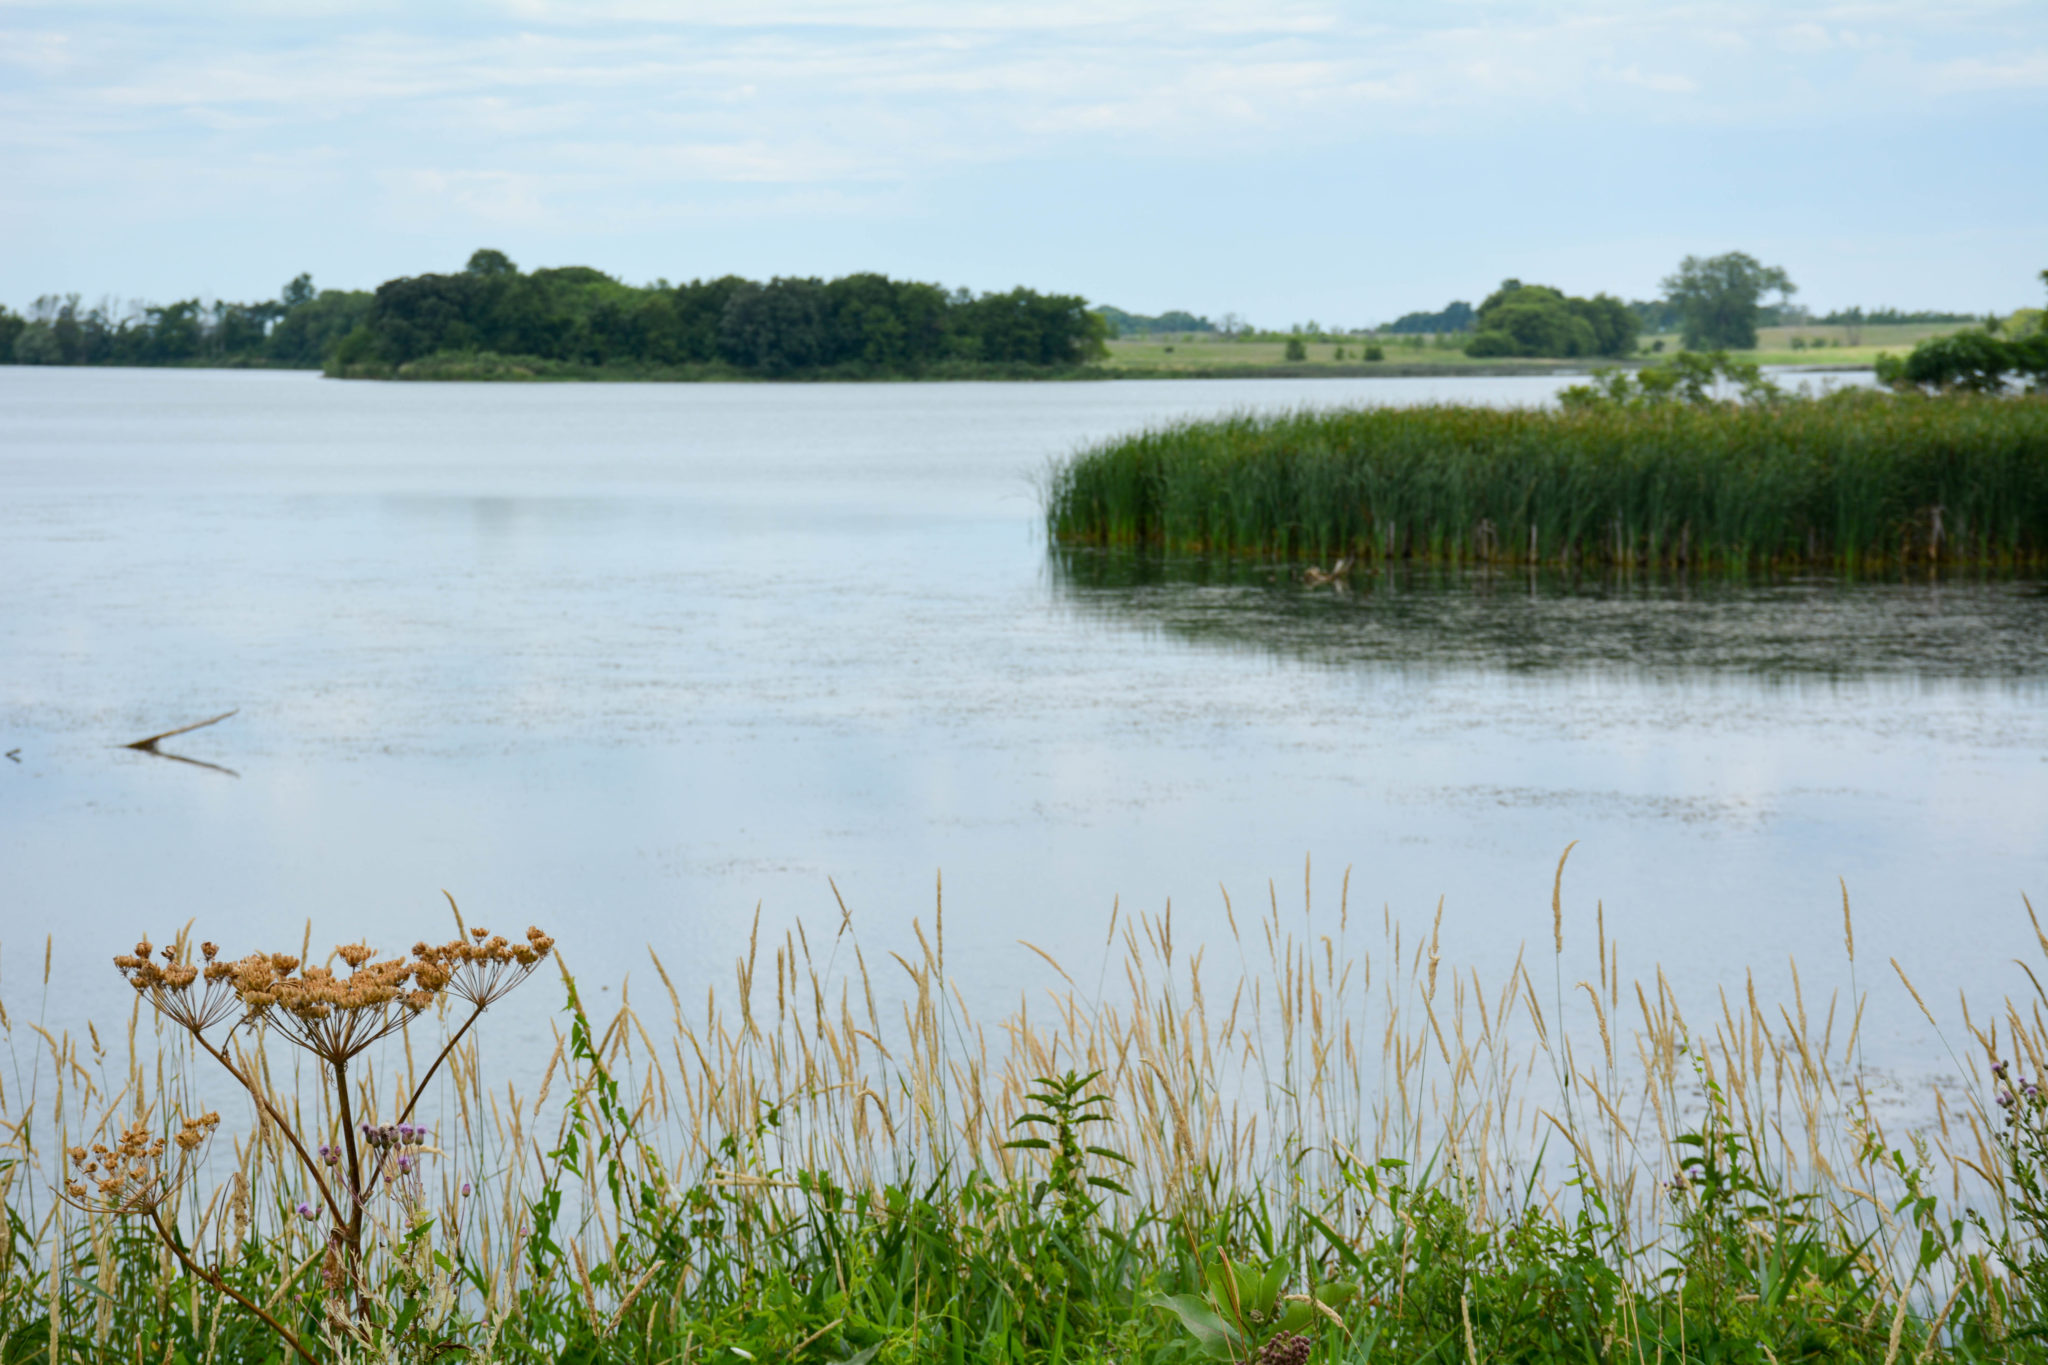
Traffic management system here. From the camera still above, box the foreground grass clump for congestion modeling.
[6,867,2048,1362]
[1045,391,2048,569]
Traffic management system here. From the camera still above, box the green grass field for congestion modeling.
[1098,321,1974,376]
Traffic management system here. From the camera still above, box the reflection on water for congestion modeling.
[1050,550,2048,680]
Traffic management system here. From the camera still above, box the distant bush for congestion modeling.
[1462,279,1637,359]
[1463,330,1521,358]
[1878,329,2048,394]
[1283,335,1308,362]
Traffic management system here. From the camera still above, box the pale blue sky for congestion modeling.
[3,1,2043,324]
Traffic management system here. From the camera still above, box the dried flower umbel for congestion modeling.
[101,915,555,1364]
[61,1112,219,1216]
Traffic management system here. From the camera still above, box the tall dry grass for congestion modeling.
[3,862,2044,1361]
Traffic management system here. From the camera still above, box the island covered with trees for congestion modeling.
[0,251,1107,381]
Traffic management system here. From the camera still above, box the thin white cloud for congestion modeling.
[1610,65,1700,95]
[0,0,2042,309]
[1929,51,2048,92]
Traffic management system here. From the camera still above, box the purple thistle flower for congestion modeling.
[460,1182,472,1197]
[1999,1088,2015,1108]
[296,1201,317,1220]
[1994,1060,2009,1079]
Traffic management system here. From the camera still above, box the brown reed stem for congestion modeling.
[188,1031,345,1226]
[394,1003,486,1129]
[332,1055,367,1312]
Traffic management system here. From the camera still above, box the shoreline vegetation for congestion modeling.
[4,248,2034,385]
[1046,372,2048,571]
[321,349,1786,384]
[6,870,2048,1362]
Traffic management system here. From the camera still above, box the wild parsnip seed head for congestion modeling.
[115,922,555,1061]
[113,940,243,1034]
[62,1112,217,1214]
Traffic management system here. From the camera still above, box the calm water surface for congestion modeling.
[1,367,2040,1081]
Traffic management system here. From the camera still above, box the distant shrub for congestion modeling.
[1463,331,1521,358]
[1363,344,1385,362]
[1283,336,1307,362]
[1879,329,2048,394]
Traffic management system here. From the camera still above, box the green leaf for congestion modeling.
[1150,1293,1243,1359]
[1257,1263,1287,1310]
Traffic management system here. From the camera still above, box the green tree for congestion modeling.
[1462,281,1635,358]
[1661,252,1795,350]
[1283,334,1308,361]
[716,276,828,373]
[267,289,371,367]
[465,248,518,278]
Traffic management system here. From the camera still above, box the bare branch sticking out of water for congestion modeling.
[123,709,240,777]
[124,709,237,752]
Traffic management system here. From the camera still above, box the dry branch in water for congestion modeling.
[123,708,238,752]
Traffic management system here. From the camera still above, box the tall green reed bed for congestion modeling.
[1044,393,2048,569]
[6,867,2048,1362]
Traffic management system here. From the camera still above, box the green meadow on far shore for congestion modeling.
[1096,321,1962,378]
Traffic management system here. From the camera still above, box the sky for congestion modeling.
[2,1,2044,326]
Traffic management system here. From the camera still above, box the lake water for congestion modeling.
[2,366,2042,1085]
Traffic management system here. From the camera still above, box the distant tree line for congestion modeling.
[1818,306,1984,326]
[1092,306,1215,337]
[1384,301,1474,335]
[1,252,1109,377]
[0,274,368,368]
[325,252,1107,376]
